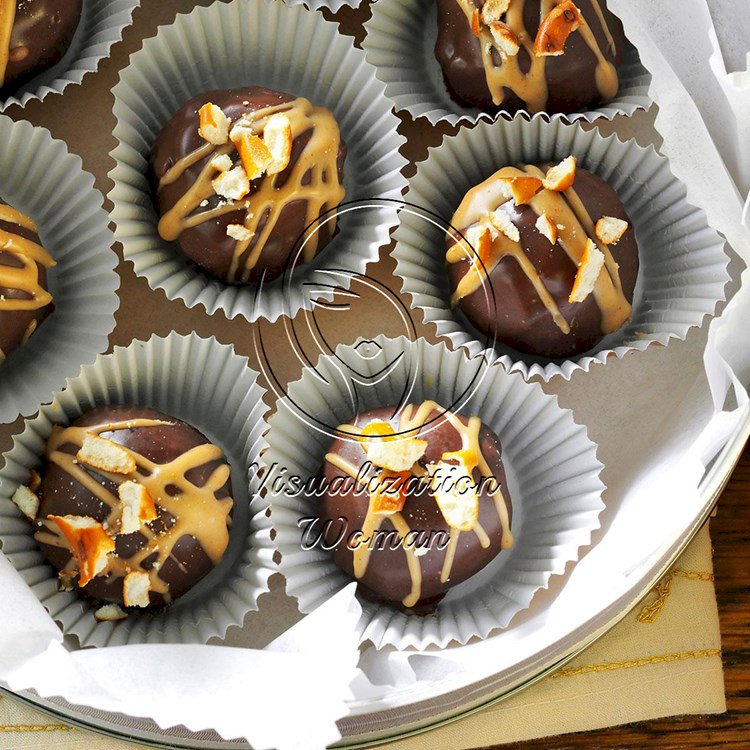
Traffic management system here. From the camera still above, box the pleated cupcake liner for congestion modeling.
[0,0,139,112]
[362,0,652,126]
[0,332,274,647]
[108,0,407,324]
[0,115,119,423]
[267,335,605,649]
[286,0,365,10]
[391,114,731,381]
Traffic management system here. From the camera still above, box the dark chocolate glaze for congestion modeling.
[448,166,638,358]
[0,199,52,360]
[149,86,347,284]
[1,0,83,96]
[434,0,626,114]
[318,406,512,610]
[35,406,233,609]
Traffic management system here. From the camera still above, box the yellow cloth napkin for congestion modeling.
[0,526,724,749]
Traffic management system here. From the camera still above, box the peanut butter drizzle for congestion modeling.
[448,164,631,336]
[157,97,345,284]
[454,0,618,112]
[35,419,233,599]
[0,0,16,88]
[326,402,512,608]
[0,204,55,313]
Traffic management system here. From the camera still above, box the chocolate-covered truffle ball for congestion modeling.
[317,403,513,610]
[0,199,54,362]
[447,158,638,358]
[150,86,347,284]
[31,406,234,612]
[0,0,83,97]
[435,0,626,114]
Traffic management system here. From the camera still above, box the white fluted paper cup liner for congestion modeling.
[392,115,731,381]
[285,0,364,10]
[268,335,604,649]
[362,0,651,126]
[0,332,274,647]
[0,0,139,112]
[0,115,119,423]
[109,0,407,324]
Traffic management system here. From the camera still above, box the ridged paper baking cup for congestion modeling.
[392,115,731,381]
[362,0,651,126]
[0,0,139,112]
[108,0,407,324]
[0,115,118,423]
[0,332,274,647]
[286,0,364,10]
[267,335,605,649]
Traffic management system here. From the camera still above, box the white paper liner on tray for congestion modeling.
[362,0,652,127]
[0,115,119,423]
[285,0,364,11]
[0,0,139,112]
[108,0,407,324]
[392,114,731,381]
[0,332,274,647]
[267,335,605,650]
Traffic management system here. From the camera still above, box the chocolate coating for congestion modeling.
[35,406,233,609]
[435,0,626,114]
[449,166,638,358]
[318,406,512,609]
[0,0,83,97]
[0,199,52,360]
[149,86,347,284]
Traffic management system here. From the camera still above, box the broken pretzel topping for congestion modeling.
[569,238,605,303]
[77,434,136,475]
[48,515,115,587]
[533,1,584,57]
[198,103,230,145]
[542,156,577,192]
[595,215,629,245]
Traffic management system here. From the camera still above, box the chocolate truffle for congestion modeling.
[435,0,626,114]
[20,406,233,614]
[317,402,513,610]
[0,0,83,97]
[0,199,54,363]
[447,157,638,358]
[150,86,347,284]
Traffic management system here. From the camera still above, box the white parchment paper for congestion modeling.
[0,555,362,750]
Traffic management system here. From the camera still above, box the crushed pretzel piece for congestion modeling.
[237,133,273,180]
[542,156,577,192]
[534,1,583,57]
[482,0,511,25]
[595,215,629,245]
[123,570,151,609]
[264,114,293,175]
[487,208,520,243]
[118,481,157,536]
[535,213,558,244]
[500,175,543,205]
[198,103,230,145]
[569,238,605,303]
[11,485,39,521]
[227,224,254,242]
[212,166,251,201]
[77,434,136,475]
[94,603,128,622]
[48,515,115,587]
